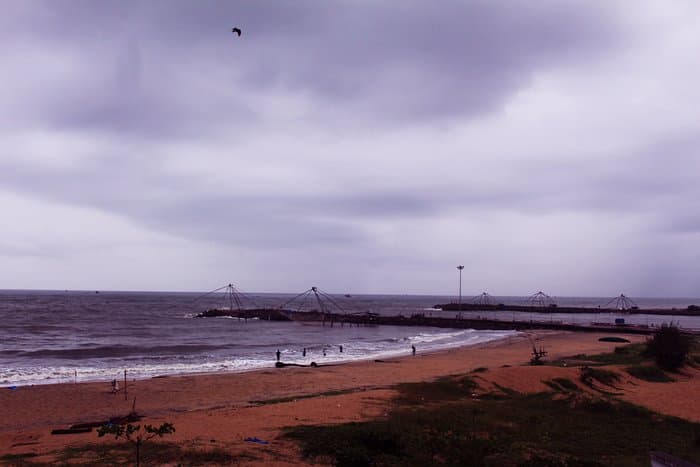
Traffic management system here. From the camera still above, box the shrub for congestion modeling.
[98,422,175,467]
[645,325,691,371]
[580,367,620,387]
[625,365,674,383]
[544,378,579,393]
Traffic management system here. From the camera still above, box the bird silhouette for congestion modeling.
[232,27,242,37]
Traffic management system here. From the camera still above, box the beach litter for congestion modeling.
[245,437,269,445]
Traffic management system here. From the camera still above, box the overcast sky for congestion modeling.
[1,1,699,297]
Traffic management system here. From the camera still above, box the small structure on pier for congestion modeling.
[194,283,273,318]
[472,292,496,306]
[279,286,347,317]
[197,283,261,311]
[604,294,638,311]
[528,291,555,307]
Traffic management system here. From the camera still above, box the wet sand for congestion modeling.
[2,330,697,465]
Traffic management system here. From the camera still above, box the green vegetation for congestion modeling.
[553,343,647,367]
[51,442,238,466]
[544,377,580,393]
[645,325,692,370]
[250,387,359,405]
[579,367,621,389]
[285,376,700,466]
[98,422,175,467]
[0,452,38,464]
[575,330,696,373]
[626,365,675,383]
[394,375,477,405]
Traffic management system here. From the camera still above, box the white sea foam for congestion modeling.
[1,329,519,387]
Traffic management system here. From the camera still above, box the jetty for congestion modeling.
[435,292,700,316]
[194,308,675,335]
[193,286,699,335]
[434,302,700,316]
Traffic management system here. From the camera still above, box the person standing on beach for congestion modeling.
[302,347,306,357]
[276,349,281,362]
[412,345,416,356]
[339,345,343,353]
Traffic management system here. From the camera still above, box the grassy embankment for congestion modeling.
[285,338,700,466]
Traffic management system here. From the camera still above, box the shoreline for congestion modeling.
[1,329,520,388]
[10,329,695,464]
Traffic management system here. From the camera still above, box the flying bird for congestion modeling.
[232,27,242,37]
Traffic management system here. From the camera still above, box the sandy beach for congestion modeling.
[2,330,698,465]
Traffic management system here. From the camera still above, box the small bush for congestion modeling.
[626,365,674,383]
[580,367,620,388]
[645,325,691,371]
[544,378,579,393]
[552,378,579,391]
[395,376,477,405]
[557,344,646,367]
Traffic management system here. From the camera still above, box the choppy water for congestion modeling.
[1,290,698,386]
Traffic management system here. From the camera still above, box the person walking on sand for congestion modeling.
[276,349,281,362]
[412,344,416,356]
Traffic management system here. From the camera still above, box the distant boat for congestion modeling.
[344,294,352,298]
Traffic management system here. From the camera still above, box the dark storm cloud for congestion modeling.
[1,0,617,138]
[0,0,624,251]
[12,1,694,296]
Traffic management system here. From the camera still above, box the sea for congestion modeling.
[2,290,699,387]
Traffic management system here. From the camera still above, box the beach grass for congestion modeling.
[285,376,700,467]
[580,366,621,388]
[543,377,580,393]
[0,452,38,465]
[249,387,360,405]
[394,375,477,405]
[626,364,675,382]
[554,343,647,367]
[40,442,240,466]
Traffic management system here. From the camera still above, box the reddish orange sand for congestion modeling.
[1,331,697,464]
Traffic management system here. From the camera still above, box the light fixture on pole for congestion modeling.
[457,265,464,318]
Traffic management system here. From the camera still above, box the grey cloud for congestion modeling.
[3,125,698,249]
[0,0,617,139]
[5,1,700,295]
[143,198,367,248]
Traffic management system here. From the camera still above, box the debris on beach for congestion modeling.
[245,436,269,445]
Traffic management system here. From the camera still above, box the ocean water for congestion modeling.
[1,290,698,387]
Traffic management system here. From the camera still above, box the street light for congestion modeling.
[457,265,464,318]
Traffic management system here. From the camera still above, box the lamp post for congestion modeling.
[457,265,464,318]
